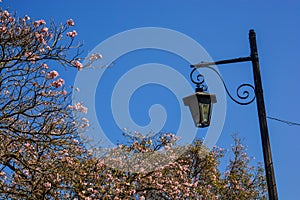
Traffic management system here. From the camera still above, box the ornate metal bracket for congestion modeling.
[190,68,207,91]
[190,66,255,105]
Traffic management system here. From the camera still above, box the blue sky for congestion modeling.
[2,0,300,198]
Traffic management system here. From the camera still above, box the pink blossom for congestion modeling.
[42,63,48,69]
[39,91,47,96]
[66,30,77,38]
[193,181,198,188]
[46,46,52,51]
[81,123,89,129]
[81,117,89,128]
[164,145,171,151]
[0,26,7,32]
[24,15,30,21]
[156,183,163,189]
[25,52,32,57]
[97,162,103,168]
[3,90,10,95]
[35,32,45,43]
[78,105,87,113]
[24,143,34,150]
[68,102,88,113]
[50,131,57,135]
[47,70,59,79]
[41,27,48,33]
[25,51,40,62]
[44,182,51,189]
[33,19,46,27]
[2,10,9,17]
[51,81,62,88]
[72,139,79,144]
[66,19,75,26]
[72,60,83,71]
[89,53,103,61]
[212,174,216,181]
[51,78,65,88]
[56,173,61,182]
[8,17,15,23]
[39,48,45,53]
[183,182,192,187]
[81,117,89,123]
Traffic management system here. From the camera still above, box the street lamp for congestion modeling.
[183,69,217,128]
[184,29,278,200]
[183,88,217,128]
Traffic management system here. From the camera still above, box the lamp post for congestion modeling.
[184,29,278,200]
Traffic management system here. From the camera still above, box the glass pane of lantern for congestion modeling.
[183,92,216,128]
[200,103,210,125]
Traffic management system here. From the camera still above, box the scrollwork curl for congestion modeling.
[190,68,205,86]
[233,83,256,105]
[191,65,256,105]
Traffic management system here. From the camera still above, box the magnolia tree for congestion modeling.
[72,134,267,200]
[0,8,89,199]
[0,8,267,200]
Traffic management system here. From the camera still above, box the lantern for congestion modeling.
[183,90,217,128]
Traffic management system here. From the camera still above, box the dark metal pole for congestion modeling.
[191,56,251,68]
[249,29,278,200]
[190,30,278,199]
